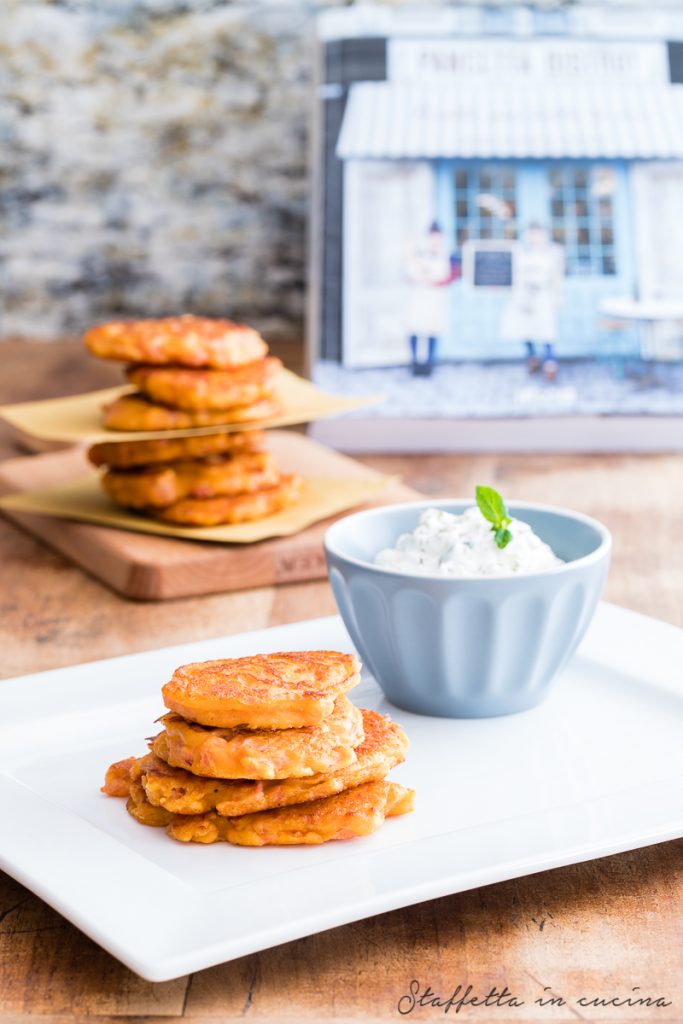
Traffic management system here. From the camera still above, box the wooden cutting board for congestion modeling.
[0,431,418,601]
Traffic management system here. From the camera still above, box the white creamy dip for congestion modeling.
[375,506,563,578]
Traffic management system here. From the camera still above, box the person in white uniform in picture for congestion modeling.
[404,221,454,376]
[501,223,564,380]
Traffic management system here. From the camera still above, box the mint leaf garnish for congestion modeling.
[476,485,513,550]
[495,527,512,549]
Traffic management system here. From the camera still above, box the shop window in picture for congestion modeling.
[340,147,631,380]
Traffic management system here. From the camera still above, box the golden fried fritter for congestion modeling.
[84,315,267,369]
[101,757,173,825]
[127,358,282,412]
[88,430,265,469]
[153,696,364,780]
[123,775,414,845]
[151,474,302,526]
[165,780,415,846]
[101,756,137,797]
[162,649,361,729]
[126,777,174,827]
[101,451,280,510]
[103,393,281,432]
[143,709,408,816]
[105,740,414,843]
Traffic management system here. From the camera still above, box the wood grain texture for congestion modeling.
[0,342,681,1021]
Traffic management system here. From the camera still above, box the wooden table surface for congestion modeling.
[0,341,681,1023]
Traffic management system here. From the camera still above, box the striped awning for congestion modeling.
[336,81,683,160]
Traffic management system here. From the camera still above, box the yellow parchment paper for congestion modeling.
[0,370,380,444]
[0,473,395,544]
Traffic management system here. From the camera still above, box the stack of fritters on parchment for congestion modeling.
[83,315,302,526]
[87,430,302,526]
[84,314,282,431]
[102,651,414,847]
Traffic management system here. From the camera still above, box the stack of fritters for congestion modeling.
[83,315,302,525]
[88,430,302,526]
[102,651,414,846]
[84,314,282,431]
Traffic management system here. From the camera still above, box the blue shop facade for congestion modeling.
[321,14,683,367]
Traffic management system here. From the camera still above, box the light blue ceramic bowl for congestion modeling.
[324,500,611,718]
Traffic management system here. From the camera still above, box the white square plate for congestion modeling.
[1,602,681,981]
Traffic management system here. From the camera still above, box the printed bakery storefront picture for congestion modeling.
[310,6,683,439]
[339,33,683,370]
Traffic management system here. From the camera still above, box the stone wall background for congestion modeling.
[0,0,636,341]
